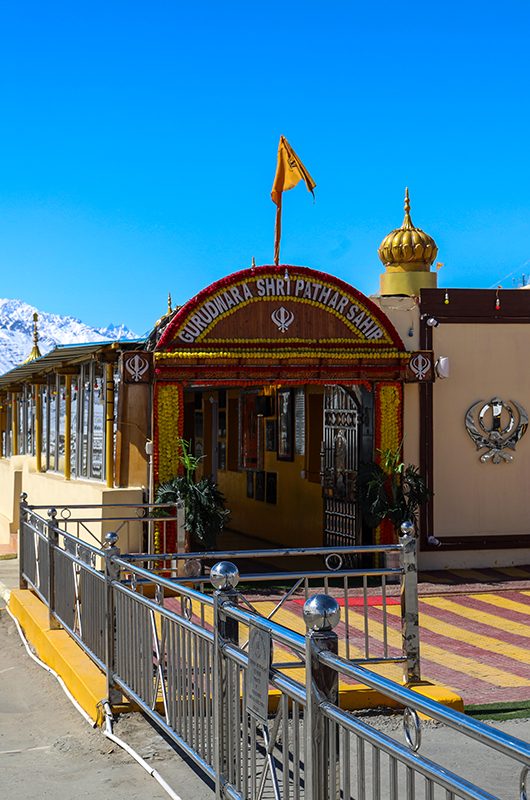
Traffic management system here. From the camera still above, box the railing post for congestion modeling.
[211,561,240,800]
[104,531,121,706]
[19,493,28,589]
[47,508,61,630]
[399,521,421,684]
[304,594,340,800]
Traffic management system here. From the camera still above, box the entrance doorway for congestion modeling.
[321,385,362,549]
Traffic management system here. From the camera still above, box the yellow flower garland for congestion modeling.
[156,349,410,361]
[156,383,183,484]
[374,382,403,546]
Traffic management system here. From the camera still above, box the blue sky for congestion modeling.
[1,1,530,334]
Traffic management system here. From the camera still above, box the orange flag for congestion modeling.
[271,136,316,264]
[271,135,316,206]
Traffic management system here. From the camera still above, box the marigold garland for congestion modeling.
[156,349,410,361]
[153,382,184,553]
[374,382,403,545]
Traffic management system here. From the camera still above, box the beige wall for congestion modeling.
[0,455,145,552]
[422,322,530,568]
[371,295,420,351]
[0,456,24,544]
[218,454,323,548]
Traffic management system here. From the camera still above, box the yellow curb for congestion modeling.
[268,682,464,716]
[8,588,130,725]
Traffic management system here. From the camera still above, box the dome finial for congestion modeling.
[402,187,413,230]
[168,291,172,315]
[23,312,42,363]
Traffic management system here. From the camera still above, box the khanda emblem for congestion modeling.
[123,353,151,383]
[271,306,295,332]
[465,397,528,463]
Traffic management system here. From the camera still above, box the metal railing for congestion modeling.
[123,538,420,682]
[18,496,530,800]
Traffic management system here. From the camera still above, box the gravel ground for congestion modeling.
[0,608,213,800]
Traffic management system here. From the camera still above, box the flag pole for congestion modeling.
[274,193,282,265]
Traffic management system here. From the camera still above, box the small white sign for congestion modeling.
[246,626,271,723]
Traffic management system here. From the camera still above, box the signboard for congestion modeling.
[156,266,405,352]
[246,626,271,723]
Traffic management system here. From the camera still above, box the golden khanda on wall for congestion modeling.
[465,397,528,463]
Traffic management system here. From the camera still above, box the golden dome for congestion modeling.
[378,188,438,272]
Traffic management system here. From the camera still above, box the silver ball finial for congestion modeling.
[400,520,415,537]
[105,531,118,547]
[47,507,57,519]
[303,594,340,632]
[210,561,239,590]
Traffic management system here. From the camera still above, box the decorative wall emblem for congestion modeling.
[405,351,434,382]
[465,397,528,463]
[122,352,152,384]
[409,353,431,380]
[271,306,295,332]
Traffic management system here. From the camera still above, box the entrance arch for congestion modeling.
[154,265,408,551]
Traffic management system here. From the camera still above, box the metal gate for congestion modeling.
[321,385,361,548]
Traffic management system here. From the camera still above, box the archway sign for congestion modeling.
[156,264,408,382]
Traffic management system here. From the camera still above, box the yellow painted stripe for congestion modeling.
[468,593,530,616]
[255,602,367,659]
[495,567,530,579]
[419,574,454,584]
[452,569,499,583]
[386,606,530,679]
[421,596,530,639]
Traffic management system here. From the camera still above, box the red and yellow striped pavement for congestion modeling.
[168,576,530,708]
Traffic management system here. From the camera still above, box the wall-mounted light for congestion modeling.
[435,356,450,379]
[421,314,439,327]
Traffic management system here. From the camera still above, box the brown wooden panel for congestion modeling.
[116,383,149,487]
[425,535,529,551]
[306,393,323,483]
[227,398,239,471]
[420,288,530,320]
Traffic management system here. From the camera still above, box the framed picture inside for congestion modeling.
[277,389,294,461]
[246,470,254,498]
[265,419,276,452]
[255,470,265,501]
[266,472,277,504]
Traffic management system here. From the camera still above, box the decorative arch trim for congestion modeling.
[157,265,405,354]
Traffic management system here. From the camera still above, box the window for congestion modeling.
[74,362,106,481]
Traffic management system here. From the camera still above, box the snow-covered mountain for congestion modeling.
[0,299,139,374]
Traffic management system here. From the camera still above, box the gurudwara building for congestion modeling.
[2,190,530,570]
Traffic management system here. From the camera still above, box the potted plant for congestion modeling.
[155,439,230,553]
[357,446,431,548]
